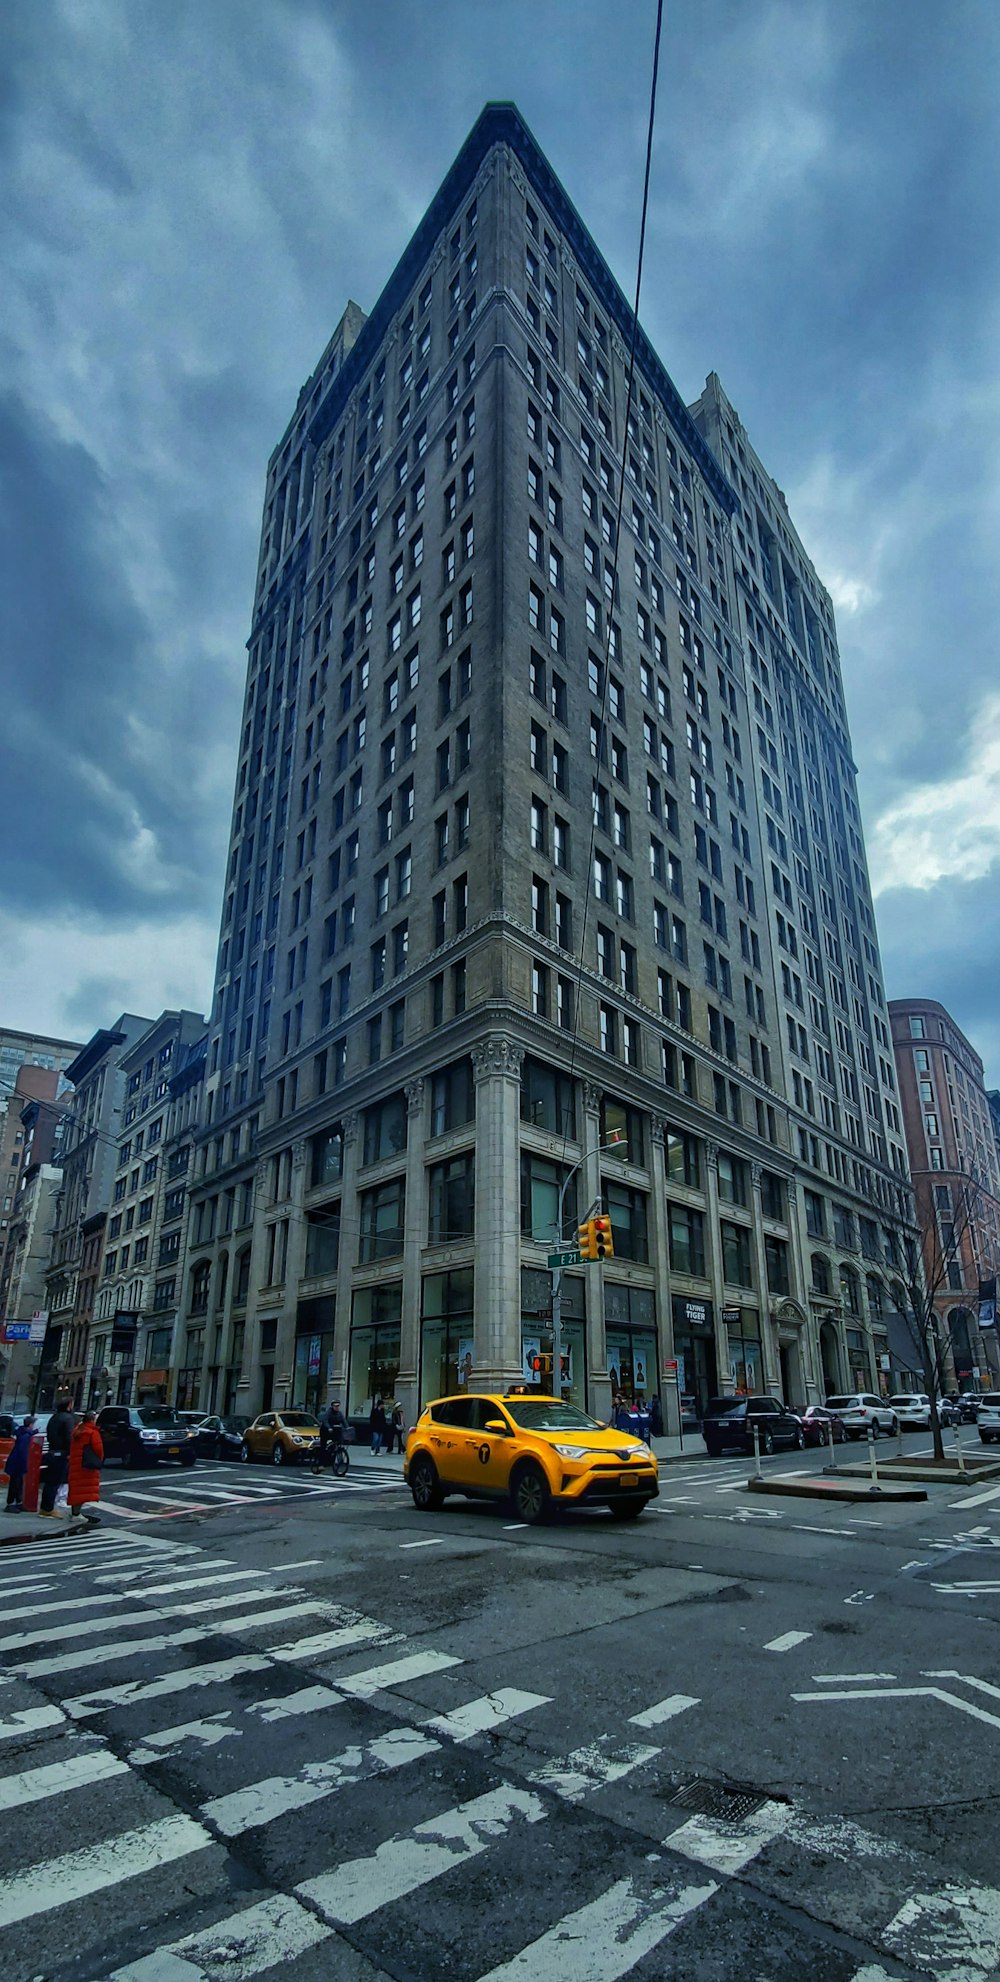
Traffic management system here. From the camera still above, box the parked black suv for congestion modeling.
[96,1406,198,1468]
[702,1395,805,1457]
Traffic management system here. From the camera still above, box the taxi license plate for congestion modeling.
[618,1473,633,1490]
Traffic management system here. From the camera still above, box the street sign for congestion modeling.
[662,1357,679,1379]
[4,1323,31,1341]
[548,1249,581,1269]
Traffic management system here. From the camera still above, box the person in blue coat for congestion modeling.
[5,1416,37,1511]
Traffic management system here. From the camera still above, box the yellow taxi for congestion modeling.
[404,1390,658,1523]
[240,1410,321,1466]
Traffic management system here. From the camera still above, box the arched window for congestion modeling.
[234,1247,252,1306]
[810,1252,831,1296]
[840,1266,860,1317]
[189,1259,211,1316]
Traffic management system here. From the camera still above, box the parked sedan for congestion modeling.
[978,1397,1000,1444]
[96,1406,198,1467]
[796,1405,848,1447]
[825,1394,898,1439]
[702,1396,805,1457]
[191,1414,250,1461]
[241,1411,321,1466]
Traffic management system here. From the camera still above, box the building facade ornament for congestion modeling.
[471,1038,523,1083]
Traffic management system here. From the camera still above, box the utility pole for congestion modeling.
[545,1135,625,1402]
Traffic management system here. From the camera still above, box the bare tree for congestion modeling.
[887,1169,988,1461]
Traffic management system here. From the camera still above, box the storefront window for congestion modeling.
[846,1327,868,1389]
[421,1267,474,1401]
[522,1267,585,1407]
[349,1283,402,1416]
[725,1307,760,1393]
[670,1293,717,1424]
[605,1282,656,1403]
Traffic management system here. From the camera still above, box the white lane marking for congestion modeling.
[424,1689,550,1742]
[113,1568,289,1599]
[503,1523,529,1531]
[129,1713,240,1764]
[628,1693,699,1729]
[950,1485,1000,1509]
[0,1812,212,1928]
[106,1889,330,1981]
[794,1684,1000,1731]
[526,1738,661,1802]
[0,1703,66,1740]
[764,1631,812,1653]
[93,1503,161,1520]
[813,1673,897,1684]
[932,1582,1000,1595]
[299,1784,547,1925]
[882,1880,1000,1980]
[474,1873,718,1982]
[791,1525,855,1537]
[666,1798,792,1875]
[202,1725,439,1836]
[335,1650,461,1696]
[1,1584,301,1650]
[399,1538,445,1549]
[249,1685,342,1723]
[926,1670,1000,1702]
[0,1579,54,1595]
[0,1747,128,1808]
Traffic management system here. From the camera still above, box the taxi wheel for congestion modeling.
[609,1498,644,1520]
[409,1454,444,1511]
[272,1443,286,1466]
[511,1462,550,1525]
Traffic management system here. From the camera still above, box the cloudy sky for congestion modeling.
[3,0,999,1076]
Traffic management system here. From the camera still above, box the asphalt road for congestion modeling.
[2,1428,1000,1982]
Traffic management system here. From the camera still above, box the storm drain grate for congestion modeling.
[668,1778,769,1825]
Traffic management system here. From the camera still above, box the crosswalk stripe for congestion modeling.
[334,1649,462,1696]
[0,1747,129,1808]
[129,1713,239,1764]
[474,1873,719,1981]
[10,1602,332,1679]
[2,1583,300,1650]
[248,1684,342,1723]
[298,1783,547,1925]
[105,1889,331,1981]
[202,1725,439,1836]
[628,1693,699,1729]
[425,1689,550,1742]
[0,1812,213,1928]
[66,1653,275,1718]
[270,1620,396,1662]
[526,1737,661,1801]
[666,1798,793,1875]
[0,1704,66,1740]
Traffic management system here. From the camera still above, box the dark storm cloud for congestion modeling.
[0,389,225,919]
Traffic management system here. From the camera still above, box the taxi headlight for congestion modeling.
[553,1443,590,1460]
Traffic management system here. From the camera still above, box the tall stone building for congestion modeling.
[890,997,1000,1390]
[178,103,913,1428]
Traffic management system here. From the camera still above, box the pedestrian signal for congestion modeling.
[530,1351,554,1383]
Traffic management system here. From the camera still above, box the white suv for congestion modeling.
[888,1393,933,1430]
[978,1397,1000,1445]
[826,1393,898,1439]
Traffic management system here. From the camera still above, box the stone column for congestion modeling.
[785,1179,822,1402]
[705,1141,735,1390]
[331,1113,360,1399]
[648,1116,673,1414]
[471,1037,524,1390]
[749,1162,780,1392]
[396,1080,425,1430]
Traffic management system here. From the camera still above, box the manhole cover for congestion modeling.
[668,1778,768,1824]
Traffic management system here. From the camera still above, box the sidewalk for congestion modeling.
[0,1510,93,1547]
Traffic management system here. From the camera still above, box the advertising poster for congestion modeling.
[523,1337,540,1382]
[457,1338,475,1385]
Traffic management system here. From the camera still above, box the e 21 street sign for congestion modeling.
[548,1249,581,1269]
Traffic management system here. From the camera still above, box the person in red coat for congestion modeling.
[68,1411,103,1516]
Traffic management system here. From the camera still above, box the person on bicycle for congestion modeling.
[319,1397,346,1461]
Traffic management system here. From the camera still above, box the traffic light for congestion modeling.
[579,1216,614,1260]
[530,1352,554,1385]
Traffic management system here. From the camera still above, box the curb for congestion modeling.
[0,1516,93,1547]
[747,1475,928,1504]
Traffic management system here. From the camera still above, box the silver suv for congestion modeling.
[826,1393,898,1439]
[978,1396,1000,1445]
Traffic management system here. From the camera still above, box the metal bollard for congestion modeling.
[752,1421,763,1480]
[824,1418,839,1474]
[953,1425,967,1476]
[896,1415,904,1460]
[867,1424,882,1496]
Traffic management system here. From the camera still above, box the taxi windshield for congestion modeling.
[503,1401,605,1433]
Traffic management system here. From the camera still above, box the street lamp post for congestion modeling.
[549,1135,625,1402]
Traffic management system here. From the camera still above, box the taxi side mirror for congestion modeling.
[484,1419,511,1436]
